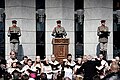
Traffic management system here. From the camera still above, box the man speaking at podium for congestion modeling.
[7,20,21,54]
[52,20,67,38]
[97,20,110,58]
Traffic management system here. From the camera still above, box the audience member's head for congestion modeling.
[10,51,16,60]
[111,59,117,64]
[77,57,82,64]
[35,56,41,63]
[51,54,56,62]
[82,55,88,63]
[99,54,104,60]
[87,55,93,61]
[115,56,120,63]
[67,54,72,62]
[22,56,28,63]
[110,63,119,73]
[27,59,33,66]
[40,73,47,80]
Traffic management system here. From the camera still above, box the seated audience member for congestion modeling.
[40,73,47,80]
[31,56,43,78]
[29,70,37,80]
[64,54,76,69]
[63,66,73,80]
[7,51,18,68]
[110,63,119,73]
[109,59,117,66]
[115,56,120,67]
[96,53,109,79]
[21,74,29,80]
[78,55,99,80]
[20,56,28,66]
[49,54,61,80]
[12,70,21,80]
[21,59,33,75]
[0,59,12,80]
[82,55,88,64]
[7,62,20,74]
[63,54,76,80]
[0,58,6,76]
[73,57,83,80]
[74,57,82,74]
[43,58,52,80]
[102,63,120,80]
[16,61,23,70]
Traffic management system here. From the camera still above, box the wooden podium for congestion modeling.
[52,38,69,63]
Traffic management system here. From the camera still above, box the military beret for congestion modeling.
[101,20,106,23]
[56,20,61,24]
[12,20,17,24]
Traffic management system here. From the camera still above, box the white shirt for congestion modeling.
[96,60,108,70]
[43,65,52,79]
[29,78,35,80]
[21,65,32,75]
[64,67,73,80]
[7,67,20,74]
[31,63,43,73]
[49,60,62,73]
[65,60,76,67]
[20,60,24,65]
[6,58,18,68]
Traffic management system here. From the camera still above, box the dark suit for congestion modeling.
[78,61,98,80]
[8,26,21,53]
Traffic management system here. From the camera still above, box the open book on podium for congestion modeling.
[52,38,69,63]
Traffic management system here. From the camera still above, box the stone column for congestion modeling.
[45,0,75,59]
[84,0,113,59]
[5,0,36,60]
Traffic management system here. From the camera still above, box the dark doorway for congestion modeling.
[0,0,5,58]
[36,0,45,59]
[75,0,84,58]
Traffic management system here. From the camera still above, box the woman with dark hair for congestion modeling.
[73,58,83,80]
[20,56,28,66]
[21,59,33,75]
[7,62,20,74]
[42,58,52,80]
[31,56,43,80]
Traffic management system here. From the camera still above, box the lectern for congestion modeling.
[52,38,69,63]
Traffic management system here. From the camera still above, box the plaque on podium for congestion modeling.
[52,38,69,63]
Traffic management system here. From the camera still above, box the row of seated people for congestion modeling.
[0,51,120,80]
